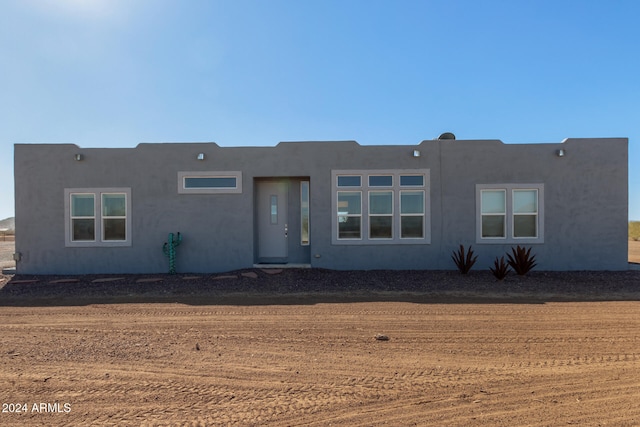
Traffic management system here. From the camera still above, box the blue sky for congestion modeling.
[1,0,638,221]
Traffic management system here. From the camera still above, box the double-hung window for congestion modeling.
[476,184,544,244]
[332,170,430,245]
[65,188,132,247]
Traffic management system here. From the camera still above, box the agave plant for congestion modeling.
[506,245,537,275]
[490,256,511,280]
[451,244,478,274]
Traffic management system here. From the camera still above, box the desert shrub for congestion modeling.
[490,256,511,280]
[506,246,537,275]
[630,221,640,241]
[451,244,478,274]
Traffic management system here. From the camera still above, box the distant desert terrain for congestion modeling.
[630,240,640,263]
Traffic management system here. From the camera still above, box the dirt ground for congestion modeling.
[1,241,639,426]
[1,301,639,426]
[630,239,640,263]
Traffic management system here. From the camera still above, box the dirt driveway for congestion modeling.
[1,301,639,426]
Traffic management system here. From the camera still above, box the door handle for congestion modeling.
[284,224,288,237]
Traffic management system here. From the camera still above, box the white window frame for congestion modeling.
[178,171,242,194]
[65,188,132,247]
[475,184,544,244]
[332,169,430,245]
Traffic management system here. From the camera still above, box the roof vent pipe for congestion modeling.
[437,132,456,140]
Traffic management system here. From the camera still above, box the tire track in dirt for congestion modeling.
[2,301,640,426]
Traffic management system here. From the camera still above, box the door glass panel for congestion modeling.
[270,195,278,224]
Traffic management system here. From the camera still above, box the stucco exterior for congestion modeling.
[13,137,628,274]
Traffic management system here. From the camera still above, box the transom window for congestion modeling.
[332,169,430,245]
[476,184,544,244]
[65,188,131,247]
[178,171,242,194]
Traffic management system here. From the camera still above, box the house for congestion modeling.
[13,137,628,274]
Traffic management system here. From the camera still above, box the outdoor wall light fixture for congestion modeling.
[412,150,421,157]
[197,153,205,160]
[74,154,83,161]
[556,149,565,157]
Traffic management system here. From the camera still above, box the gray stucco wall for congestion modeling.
[14,137,628,274]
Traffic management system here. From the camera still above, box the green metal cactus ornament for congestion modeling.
[162,232,182,274]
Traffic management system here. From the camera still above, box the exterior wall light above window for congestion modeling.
[197,153,205,160]
[74,154,83,161]
[556,149,565,157]
[412,150,421,157]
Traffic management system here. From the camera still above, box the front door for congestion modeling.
[257,180,288,263]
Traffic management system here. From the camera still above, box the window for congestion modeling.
[178,171,242,194]
[476,184,544,244]
[480,190,506,238]
[102,193,127,241]
[513,190,538,238]
[332,170,430,245]
[65,188,131,247]
[337,191,362,239]
[369,175,393,187]
[400,190,425,238]
[185,177,236,189]
[71,194,95,241]
[300,181,310,245]
[369,191,393,238]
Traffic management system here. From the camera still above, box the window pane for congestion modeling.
[401,191,424,214]
[102,194,126,217]
[482,215,505,238]
[401,216,424,238]
[337,176,361,187]
[301,181,309,245]
[513,190,537,213]
[481,190,506,214]
[337,192,361,215]
[71,194,94,217]
[184,177,237,188]
[73,218,95,241]
[370,216,392,239]
[368,175,393,187]
[338,216,361,239]
[514,215,537,237]
[400,175,424,186]
[369,191,392,214]
[103,218,126,241]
